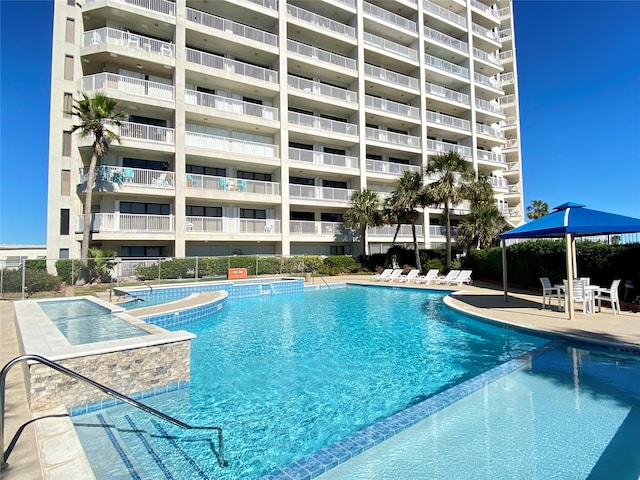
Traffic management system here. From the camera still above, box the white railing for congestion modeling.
[425,54,469,79]
[246,0,277,10]
[500,116,517,127]
[499,50,514,63]
[288,111,358,136]
[287,4,356,38]
[366,159,421,175]
[475,98,504,115]
[186,48,278,83]
[506,161,520,172]
[364,32,418,62]
[368,225,423,237]
[83,27,174,57]
[498,94,516,106]
[186,217,280,234]
[424,26,468,53]
[476,149,506,164]
[104,120,175,144]
[508,208,520,218]
[363,1,417,32]
[79,213,174,232]
[287,75,357,103]
[185,174,280,195]
[365,95,420,119]
[289,148,359,169]
[335,0,356,8]
[426,111,471,131]
[471,23,499,41]
[475,123,505,139]
[185,131,279,157]
[504,138,518,149]
[487,176,508,189]
[496,202,510,214]
[84,0,176,16]
[423,0,466,27]
[507,183,520,194]
[429,225,458,237]
[474,72,501,89]
[365,63,419,90]
[290,221,351,237]
[499,28,512,40]
[289,185,355,202]
[185,90,278,121]
[425,82,469,105]
[82,73,175,101]
[427,139,471,157]
[365,128,421,148]
[473,48,501,66]
[287,39,357,71]
[470,0,499,18]
[186,8,277,46]
[79,165,175,188]
[498,72,515,86]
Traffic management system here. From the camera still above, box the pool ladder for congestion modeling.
[0,354,228,471]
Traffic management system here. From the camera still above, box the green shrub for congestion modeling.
[55,259,87,285]
[424,258,443,273]
[1,269,62,293]
[318,255,361,275]
[25,259,46,270]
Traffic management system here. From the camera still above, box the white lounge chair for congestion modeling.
[398,269,420,283]
[416,269,440,285]
[594,279,622,314]
[436,270,460,285]
[563,279,592,314]
[539,277,562,310]
[384,269,403,282]
[372,268,393,281]
[455,270,473,285]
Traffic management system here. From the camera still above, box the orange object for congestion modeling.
[227,268,247,279]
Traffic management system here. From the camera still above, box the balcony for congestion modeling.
[498,94,516,107]
[246,0,277,11]
[364,64,420,91]
[185,90,278,121]
[473,48,501,67]
[365,95,420,120]
[290,221,354,239]
[289,185,355,202]
[186,8,277,47]
[99,120,175,145]
[424,26,468,53]
[498,72,515,87]
[363,2,417,33]
[500,116,517,128]
[186,48,278,84]
[499,50,514,64]
[476,149,506,164]
[425,54,469,79]
[364,32,418,62]
[79,166,175,190]
[475,98,504,115]
[507,183,520,194]
[503,139,518,150]
[368,225,424,237]
[427,139,471,157]
[289,148,359,170]
[475,123,505,139]
[425,82,470,105]
[287,4,356,39]
[185,131,279,158]
[78,213,174,233]
[365,128,421,149]
[84,0,176,17]
[474,72,501,90]
[426,111,471,131]
[82,73,175,102]
[423,0,466,27]
[185,174,280,196]
[471,23,499,42]
[499,28,512,41]
[186,217,280,234]
[288,75,357,104]
[429,225,458,238]
[83,28,175,58]
[287,39,357,71]
[288,112,358,136]
[470,0,499,18]
[366,159,421,176]
[487,176,508,189]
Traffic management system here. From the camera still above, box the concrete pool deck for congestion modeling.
[1,278,639,479]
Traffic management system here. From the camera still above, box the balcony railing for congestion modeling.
[475,123,505,139]
[503,138,518,149]
[499,50,514,63]
[83,28,175,57]
[499,28,512,40]
[289,148,359,169]
[186,8,277,46]
[427,139,471,157]
[471,23,499,41]
[78,213,174,233]
[429,225,458,238]
[507,183,520,194]
[103,120,175,144]
[365,95,420,119]
[425,54,469,79]
[288,39,357,71]
[368,225,423,237]
[498,94,516,106]
[363,1,417,32]
[287,4,356,38]
[500,116,517,127]
[290,221,352,237]
[475,98,504,115]
[288,75,357,103]
[365,128,421,148]
[288,111,358,136]
[366,159,421,176]
[487,176,508,189]
[82,73,175,102]
[186,217,280,234]
[364,63,419,91]
[426,111,471,131]
[186,48,278,83]
[476,149,506,164]
[289,185,355,202]
[79,165,175,188]
[425,82,470,105]
[498,72,515,86]
[185,131,279,157]
[424,26,468,53]
[246,0,277,10]
[364,32,418,62]
[84,0,176,16]
[423,0,466,27]
[473,48,501,67]
[474,72,501,89]
[470,0,499,18]
[185,90,278,121]
[186,174,280,195]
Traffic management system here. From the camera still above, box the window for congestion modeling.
[237,171,271,181]
[120,246,168,258]
[320,113,346,122]
[321,212,343,222]
[64,55,74,80]
[61,170,71,196]
[389,157,409,165]
[366,154,382,161]
[290,211,314,221]
[186,164,225,177]
[289,142,313,150]
[123,158,167,171]
[323,180,347,189]
[330,246,346,255]
[388,127,408,135]
[60,209,70,235]
[240,209,266,219]
[62,131,72,156]
[290,176,314,186]
[324,147,346,155]
[59,248,70,259]
[65,18,75,43]
[129,116,167,127]
[243,96,262,105]
[63,93,73,118]
[290,107,313,116]
[186,206,222,217]
[120,202,171,215]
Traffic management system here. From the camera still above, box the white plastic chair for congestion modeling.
[539,277,562,310]
[416,269,439,285]
[564,279,592,314]
[398,269,420,283]
[372,269,393,281]
[594,279,622,315]
[455,270,473,286]
[151,173,167,187]
[436,270,460,285]
[384,269,403,282]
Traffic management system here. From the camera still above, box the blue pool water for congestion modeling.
[38,299,149,345]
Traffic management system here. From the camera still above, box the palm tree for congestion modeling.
[343,189,382,258]
[526,199,549,220]
[385,171,426,271]
[69,92,124,261]
[457,203,507,250]
[425,151,474,270]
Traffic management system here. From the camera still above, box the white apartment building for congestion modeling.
[46,0,525,261]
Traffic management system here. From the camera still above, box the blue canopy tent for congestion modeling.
[499,202,640,319]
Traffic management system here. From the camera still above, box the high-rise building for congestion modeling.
[46,0,524,261]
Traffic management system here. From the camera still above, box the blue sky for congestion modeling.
[0,0,639,245]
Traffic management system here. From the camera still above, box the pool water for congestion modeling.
[38,299,149,345]
[74,286,551,479]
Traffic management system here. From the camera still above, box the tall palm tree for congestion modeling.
[526,199,549,220]
[343,189,382,258]
[69,92,124,261]
[425,151,474,270]
[457,203,507,250]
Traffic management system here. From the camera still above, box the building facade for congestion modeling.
[46,0,525,261]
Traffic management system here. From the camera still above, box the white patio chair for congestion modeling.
[372,268,393,281]
[455,270,473,286]
[594,279,622,315]
[398,269,420,283]
[416,269,439,285]
[436,270,461,285]
[151,173,168,187]
[384,269,403,282]
[539,277,562,310]
[564,279,592,314]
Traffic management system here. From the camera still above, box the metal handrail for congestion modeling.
[1,354,227,470]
